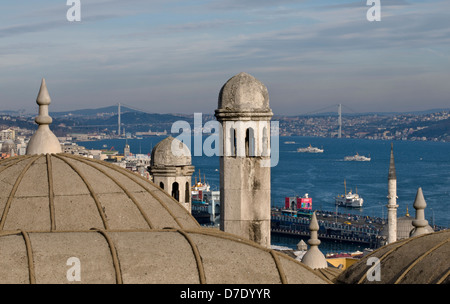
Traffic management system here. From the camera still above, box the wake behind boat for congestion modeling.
[297,144,324,153]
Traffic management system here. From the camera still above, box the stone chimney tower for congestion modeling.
[150,136,195,213]
[386,143,398,244]
[215,72,273,248]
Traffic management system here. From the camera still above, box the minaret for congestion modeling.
[215,72,273,248]
[26,78,62,155]
[410,187,430,237]
[386,143,398,244]
[302,211,327,269]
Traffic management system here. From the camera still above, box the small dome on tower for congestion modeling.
[218,72,270,112]
[151,136,191,167]
[1,139,15,153]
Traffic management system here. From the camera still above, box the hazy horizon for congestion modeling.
[1,0,449,115]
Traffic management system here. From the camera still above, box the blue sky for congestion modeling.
[0,0,449,115]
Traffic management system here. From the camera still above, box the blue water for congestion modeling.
[78,136,450,229]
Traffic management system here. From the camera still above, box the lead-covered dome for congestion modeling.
[151,136,191,167]
[0,229,331,284]
[1,139,15,153]
[218,72,271,112]
[0,153,199,231]
[336,229,449,284]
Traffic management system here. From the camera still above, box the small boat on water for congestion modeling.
[344,152,370,161]
[297,144,324,153]
[335,180,363,208]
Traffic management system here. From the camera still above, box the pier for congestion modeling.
[271,209,385,249]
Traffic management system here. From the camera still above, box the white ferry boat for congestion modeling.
[344,152,370,161]
[297,144,324,153]
[335,180,364,208]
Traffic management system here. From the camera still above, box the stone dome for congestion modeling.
[1,139,15,153]
[0,229,331,284]
[217,72,271,112]
[336,229,450,284]
[0,153,331,284]
[0,153,199,231]
[380,208,434,242]
[151,136,191,167]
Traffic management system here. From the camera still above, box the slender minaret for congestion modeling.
[386,143,398,244]
[26,78,62,155]
[410,187,430,237]
[301,211,327,269]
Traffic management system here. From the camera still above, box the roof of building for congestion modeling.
[150,136,191,167]
[335,229,450,284]
[0,153,200,232]
[0,228,332,284]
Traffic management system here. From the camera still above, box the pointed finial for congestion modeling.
[410,187,430,237]
[405,205,410,217]
[388,143,396,180]
[301,211,327,269]
[26,78,62,155]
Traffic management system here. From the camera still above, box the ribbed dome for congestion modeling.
[380,212,434,241]
[0,229,331,284]
[0,154,199,231]
[336,229,450,284]
[151,136,191,167]
[218,72,271,112]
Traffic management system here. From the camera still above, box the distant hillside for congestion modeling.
[412,117,450,141]
[50,105,139,117]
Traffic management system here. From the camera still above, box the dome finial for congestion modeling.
[26,78,62,155]
[301,211,327,269]
[410,187,429,237]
